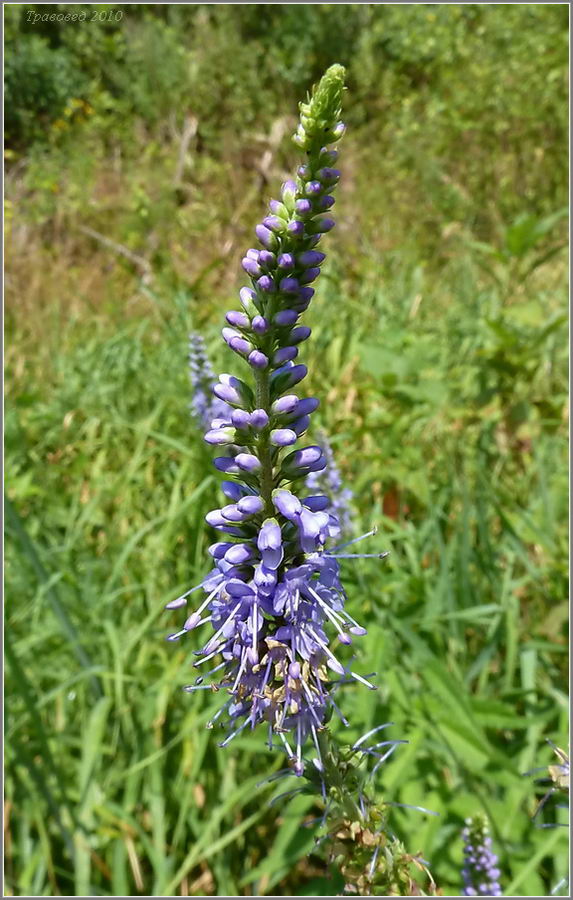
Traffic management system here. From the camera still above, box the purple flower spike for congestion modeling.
[257,518,284,569]
[168,67,385,768]
[248,350,269,369]
[255,224,277,249]
[271,428,298,447]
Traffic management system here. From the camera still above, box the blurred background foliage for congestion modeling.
[4,3,569,897]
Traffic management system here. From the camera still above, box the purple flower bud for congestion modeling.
[317,194,335,210]
[305,180,323,196]
[224,543,254,565]
[271,363,307,390]
[237,495,264,515]
[299,267,320,284]
[297,165,311,179]
[295,199,312,214]
[308,216,335,235]
[235,453,261,472]
[278,278,300,295]
[268,199,287,217]
[230,336,252,356]
[289,325,312,345]
[231,408,251,429]
[262,215,284,234]
[299,287,315,302]
[303,495,330,511]
[287,220,304,237]
[298,250,326,266]
[274,309,298,326]
[320,148,339,164]
[221,504,246,522]
[289,661,301,679]
[208,541,233,558]
[332,122,346,139]
[278,253,295,270]
[242,257,261,278]
[257,518,283,570]
[271,428,297,447]
[239,286,258,312]
[204,428,235,445]
[338,632,352,645]
[273,346,298,366]
[205,509,226,527]
[221,481,248,501]
[248,350,269,369]
[246,248,260,261]
[271,395,299,414]
[255,224,277,249]
[251,315,269,334]
[213,383,240,405]
[226,310,250,328]
[250,408,269,430]
[257,275,275,293]
[281,180,297,203]
[213,456,239,475]
[258,250,276,269]
[291,397,319,418]
[272,489,302,520]
[291,414,310,435]
[317,167,341,185]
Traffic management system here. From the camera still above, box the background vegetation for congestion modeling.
[5,3,569,896]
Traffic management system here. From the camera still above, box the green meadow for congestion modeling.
[5,4,568,896]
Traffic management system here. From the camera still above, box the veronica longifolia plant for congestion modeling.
[168,66,435,896]
[168,64,377,771]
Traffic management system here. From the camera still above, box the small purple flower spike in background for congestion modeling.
[461,814,502,896]
[188,332,229,429]
[306,429,354,537]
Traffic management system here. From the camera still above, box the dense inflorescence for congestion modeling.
[167,66,379,774]
[461,815,502,897]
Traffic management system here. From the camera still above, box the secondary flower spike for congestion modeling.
[168,65,377,774]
